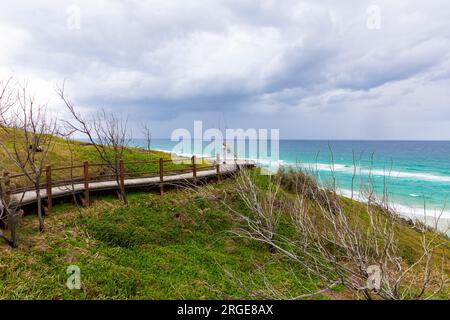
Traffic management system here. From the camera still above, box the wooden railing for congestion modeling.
[1,156,224,214]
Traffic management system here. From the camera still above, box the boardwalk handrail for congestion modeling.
[1,156,255,214]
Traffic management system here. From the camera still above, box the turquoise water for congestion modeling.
[133,139,450,222]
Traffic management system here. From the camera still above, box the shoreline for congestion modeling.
[148,147,450,234]
[337,189,450,235]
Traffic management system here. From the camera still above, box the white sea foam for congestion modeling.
[152,148,450,183]
[374,169,450,183]
[337,188,450,234]
[282,162,450,183]
[390,203,450,234]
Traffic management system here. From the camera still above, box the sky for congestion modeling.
[1,0,450,139]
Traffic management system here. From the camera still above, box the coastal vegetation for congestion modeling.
[0,161,448,299]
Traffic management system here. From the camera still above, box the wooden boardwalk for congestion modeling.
[5,159,255,210]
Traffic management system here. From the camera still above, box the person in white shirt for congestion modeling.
[222,143,227,164]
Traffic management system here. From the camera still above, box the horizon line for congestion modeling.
[139,138,450,142]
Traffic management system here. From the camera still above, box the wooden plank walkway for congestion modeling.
[7,160,255,208]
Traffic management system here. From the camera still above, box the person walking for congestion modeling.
[222,142,227,164]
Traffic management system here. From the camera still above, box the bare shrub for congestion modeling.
[0,173,24,247]
[293,187,447,299]
[232,169,284,253]
[0,82,58,233]
[277,166,342,214]
[0,77,15,128]
[222,167,448,300]
[142,123,152,151]
[57,84,130,205]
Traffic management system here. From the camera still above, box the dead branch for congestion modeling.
[57,84,130,205]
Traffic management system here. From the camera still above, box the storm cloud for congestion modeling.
[1,0,450,139]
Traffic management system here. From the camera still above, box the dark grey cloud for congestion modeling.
[1,0,450,139]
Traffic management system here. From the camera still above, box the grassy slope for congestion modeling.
[1,175,448,299]
[273,170,450,273]
[0,184,328,299]
[0,128,175,171]
[338,196,450,270]
[0,130,324,299]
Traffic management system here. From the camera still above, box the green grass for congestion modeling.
[0,183,327,299]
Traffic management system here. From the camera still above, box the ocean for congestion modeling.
[131,139,450,231]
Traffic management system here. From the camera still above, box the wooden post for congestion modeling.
[46,165,52,215]
[1,172,10,231]
[2,171,11,207]
[216,154,221,182]
[83,161,90,207]
[119,160,125,194]
[192,155,197,183]
[159,158,164,195]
